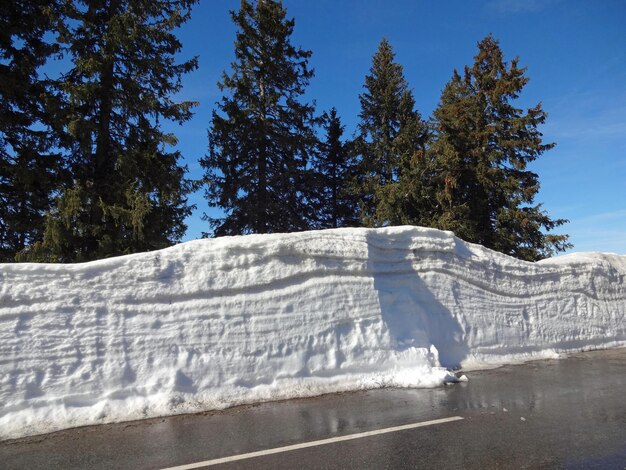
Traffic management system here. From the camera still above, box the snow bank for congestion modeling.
[1,226,625,440]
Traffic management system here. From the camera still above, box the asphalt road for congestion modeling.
[2,348,626,469]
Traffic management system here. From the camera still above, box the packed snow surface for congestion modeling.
[1,226,625,440]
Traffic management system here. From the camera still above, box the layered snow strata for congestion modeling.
[1,226,625,440]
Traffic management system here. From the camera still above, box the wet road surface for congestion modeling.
[1,348,625,469]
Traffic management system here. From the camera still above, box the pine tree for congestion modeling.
[355,38,428,227]
[202,0,317,236]
[23,0,198,262]
[0,1,66,262]
[429,35,570,260]
[310,108,359,229]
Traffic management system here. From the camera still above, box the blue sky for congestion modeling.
[165,0,626,254]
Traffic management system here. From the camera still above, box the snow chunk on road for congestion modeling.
[1,226,625,440]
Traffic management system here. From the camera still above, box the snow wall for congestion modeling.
[1,226,625,440]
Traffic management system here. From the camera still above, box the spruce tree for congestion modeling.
[310,108,359,229]
[355,38,428,227]
[202,0,317,236]
[23,0,198,262]
[0,1,66,262]
[429,35,570,260]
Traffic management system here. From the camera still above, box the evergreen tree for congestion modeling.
[202,0,317,236]
[355,38,428,226]
[23,0,198,262]
[429,35,570,260]
[310,108,359,229]
[0,1,66,262]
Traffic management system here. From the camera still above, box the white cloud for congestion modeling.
[486,0,561,15]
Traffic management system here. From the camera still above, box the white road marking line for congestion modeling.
[160,415,464,470]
